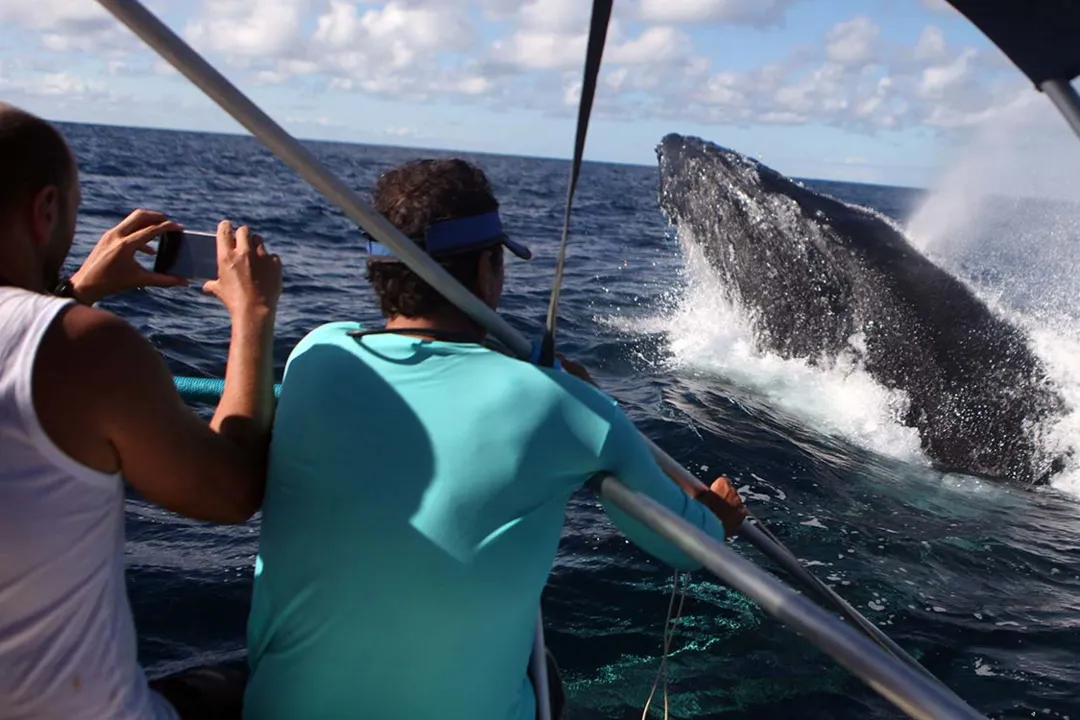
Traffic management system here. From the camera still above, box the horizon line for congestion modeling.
[51,117,931,194]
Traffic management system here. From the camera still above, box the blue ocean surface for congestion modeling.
[60,121,1080,719]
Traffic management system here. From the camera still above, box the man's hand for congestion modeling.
[694,475,748,537]
[70,209,189,304]
[557,355,597,386]
[202,220,282,320]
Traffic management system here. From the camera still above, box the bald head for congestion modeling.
[0,104,80,291]
[0,104,75,217]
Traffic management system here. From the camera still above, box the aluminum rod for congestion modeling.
[530,610,552,720]
[644,434,926,662]
[741,521,943,685]
[96,0,823,590]
[94,0,532,360]
[1040,78,1080,142]
[99,2,968,711]
[590,475,985,720]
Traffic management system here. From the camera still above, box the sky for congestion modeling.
[0,0,1073,188]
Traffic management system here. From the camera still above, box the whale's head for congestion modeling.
[655,133,857,360]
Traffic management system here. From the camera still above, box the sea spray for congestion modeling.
[907,93,1080,491]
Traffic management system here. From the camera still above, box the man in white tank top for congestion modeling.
[0,105,281,719]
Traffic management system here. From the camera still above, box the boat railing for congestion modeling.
[589,474,984,720]
[93,0,989,716]
[174,375,985,720]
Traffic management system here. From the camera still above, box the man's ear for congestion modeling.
[475,248,500,304]
[475,248,492,290]
[28,185,60,247]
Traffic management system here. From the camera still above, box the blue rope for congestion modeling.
[173,375,282,403]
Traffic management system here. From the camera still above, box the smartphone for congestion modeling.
[154,230,218,281]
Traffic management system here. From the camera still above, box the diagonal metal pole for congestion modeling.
[96,0,532,360]
[1040,78,1080,141]
[590,475,985,720]
[100,2,971,714]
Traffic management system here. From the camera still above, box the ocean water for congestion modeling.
[60,121,1080,719]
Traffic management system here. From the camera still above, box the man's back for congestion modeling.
[0,288,175,720]
[246,322,726,719]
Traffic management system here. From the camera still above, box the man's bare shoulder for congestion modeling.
[58,303,137,340]
[32,304,172,473]
[39,303,162,387]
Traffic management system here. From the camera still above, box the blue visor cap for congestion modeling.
[366,211,532,262]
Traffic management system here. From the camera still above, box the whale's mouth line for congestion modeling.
[655,133,1071,486]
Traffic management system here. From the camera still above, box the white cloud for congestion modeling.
[608,26,691,66]
[562,79,582,107]
[920,0,957,14]
[181,0,481,100]
[35,72,105,97]
[0,0,1033,143]
[669,12,1027,134]
[0,0,110,30]
[825,16,879,65]
[490,30,587,71]
[519,0,592,33]
[0,0,163,54]
[638,0,794,26]
[186,0,311,58]
[0,60,118,105]
[919,48,975,99]
[913,25,947,63]
[491,21,694,75]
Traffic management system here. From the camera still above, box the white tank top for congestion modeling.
[0,287,177,720]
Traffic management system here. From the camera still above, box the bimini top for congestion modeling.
[946,0,1080,85]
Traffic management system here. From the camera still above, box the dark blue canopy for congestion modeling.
[946,1,1080,85]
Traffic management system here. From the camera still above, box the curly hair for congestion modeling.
[366,158,502,319]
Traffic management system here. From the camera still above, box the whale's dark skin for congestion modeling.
[656,133,1068,484]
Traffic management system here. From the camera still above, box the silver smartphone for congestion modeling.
[154,229,218,281]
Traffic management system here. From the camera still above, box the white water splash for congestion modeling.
[651,93,1080,491]
[665,236,926,464]
[906,91,1080,494]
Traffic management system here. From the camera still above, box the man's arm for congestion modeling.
[558,357,748,538]
[202,222,279,465]
[35,306,272,523]
[595,406,730,571]
[35,218,281,523]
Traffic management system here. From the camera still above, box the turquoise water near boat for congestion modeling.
[66,121,1080,718]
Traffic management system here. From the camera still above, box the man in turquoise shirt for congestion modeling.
[245,159,746,720]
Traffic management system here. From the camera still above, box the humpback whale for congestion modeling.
[656,133,1068,484]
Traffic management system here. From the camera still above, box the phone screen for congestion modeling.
[154,230,218,280]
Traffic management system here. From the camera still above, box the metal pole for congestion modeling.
[96,0,825,590]
[170,365,941,686]
[645,435,931,671]
[740,521,941,685]
[95,0,804,539]
[590,475,985,720]
[94,0,532,360]
[101,2,957,710]
[530,610,552,720]
[1039,78,1080,141]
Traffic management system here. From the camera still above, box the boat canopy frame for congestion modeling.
[946,0,1080,140]
[88,0,1049,717]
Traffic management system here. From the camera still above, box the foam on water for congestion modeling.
[664,234,927,464]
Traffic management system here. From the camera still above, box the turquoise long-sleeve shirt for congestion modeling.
[244,322,726,720]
